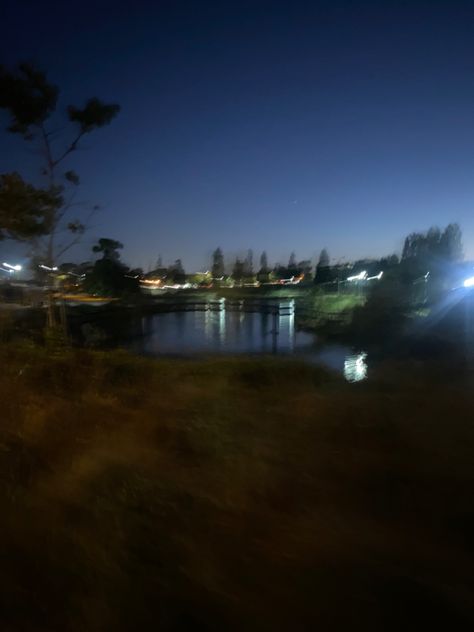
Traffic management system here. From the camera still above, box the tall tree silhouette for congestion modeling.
[232,258,245,282]
[0,63,120,327]
[318,249,330,267]
[211,248,225,277]
[315,248,331,284]
[0,62,120,323]
[244,249,254,276]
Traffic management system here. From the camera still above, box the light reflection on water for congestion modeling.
[343,352,368,382]
[136,309,304,354]
[131,309,368,381]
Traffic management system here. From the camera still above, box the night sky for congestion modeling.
[2,0,474,271]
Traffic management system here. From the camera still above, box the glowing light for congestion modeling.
[140,278,162,285]
[463,276,474,288]
[344,352,368,382]
[3,262,22,271]
[39,264,58,271]
[367,271,383,281]
[277,276,302,285]
[347,270,367,282]
[162,283,193,290]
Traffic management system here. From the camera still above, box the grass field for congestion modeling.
[1,344,473,630]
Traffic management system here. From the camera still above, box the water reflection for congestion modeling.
[134,307,304,356]
[343,352,368,382]
[131,306,368,381]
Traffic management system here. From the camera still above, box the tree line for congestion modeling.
[0,62,466,302]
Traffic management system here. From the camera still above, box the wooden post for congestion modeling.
[272,306,279,353]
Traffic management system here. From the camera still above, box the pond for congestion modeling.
[129,307,368,382]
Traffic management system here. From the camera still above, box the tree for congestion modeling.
[156,254,163,268]
[288,251,296,268]
[315,248,331,284]
[172,259,184,275]
[381,254,399,268]
[211,248,225,278]
[259,251,268,272]
[244,249,253,276]
[297,260,313,278]
[401,223,463,272]
[318,249,330,268]
[440,223,463,262]
[169,259,185,283]
[84,239,138,297]
[92,238,123,262]
[402,228,442,263]
[0,62,120,269]
[232,258,245,283]
[0,172,59,241]
[400,224,463,303]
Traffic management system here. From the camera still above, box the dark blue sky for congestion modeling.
[2,0,474,270]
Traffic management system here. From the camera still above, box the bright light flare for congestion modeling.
[463,276,474,288]
[344,352,368,382]
[367,271,383,281]
[3,262,22,271]
[347,270,367,282]
[39,264,58,271]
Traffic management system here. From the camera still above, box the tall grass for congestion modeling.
[0,345,473,630]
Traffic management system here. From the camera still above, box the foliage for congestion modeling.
[297,259,313,278]
[211,247,225,277]
[379,253,399,268]
[92,237,123,262]
[259,250,268,272]
[83,258,138,296]
[351,272,412,342]
[318,248,330,268]
[67,97,120,133]
[0,172,60,240]
[402,223,462,264]
[232,257,245,281]
[244,248,253,276]
[84,238,138,296]
[168,259,186,283]
[0,63,58,135]
[401,223,463,302]
[0,62,120,264]
[313,248,332,284]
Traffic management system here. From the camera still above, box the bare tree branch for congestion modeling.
[40,124,55,186]
[54,204,100,260]
[52,131,86,167]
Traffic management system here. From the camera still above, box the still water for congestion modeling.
[130,309,368,382]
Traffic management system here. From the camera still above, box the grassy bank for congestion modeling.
[297,291,366,331]
[1,346,473,630]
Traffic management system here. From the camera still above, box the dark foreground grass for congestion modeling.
[0,344,473,631]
